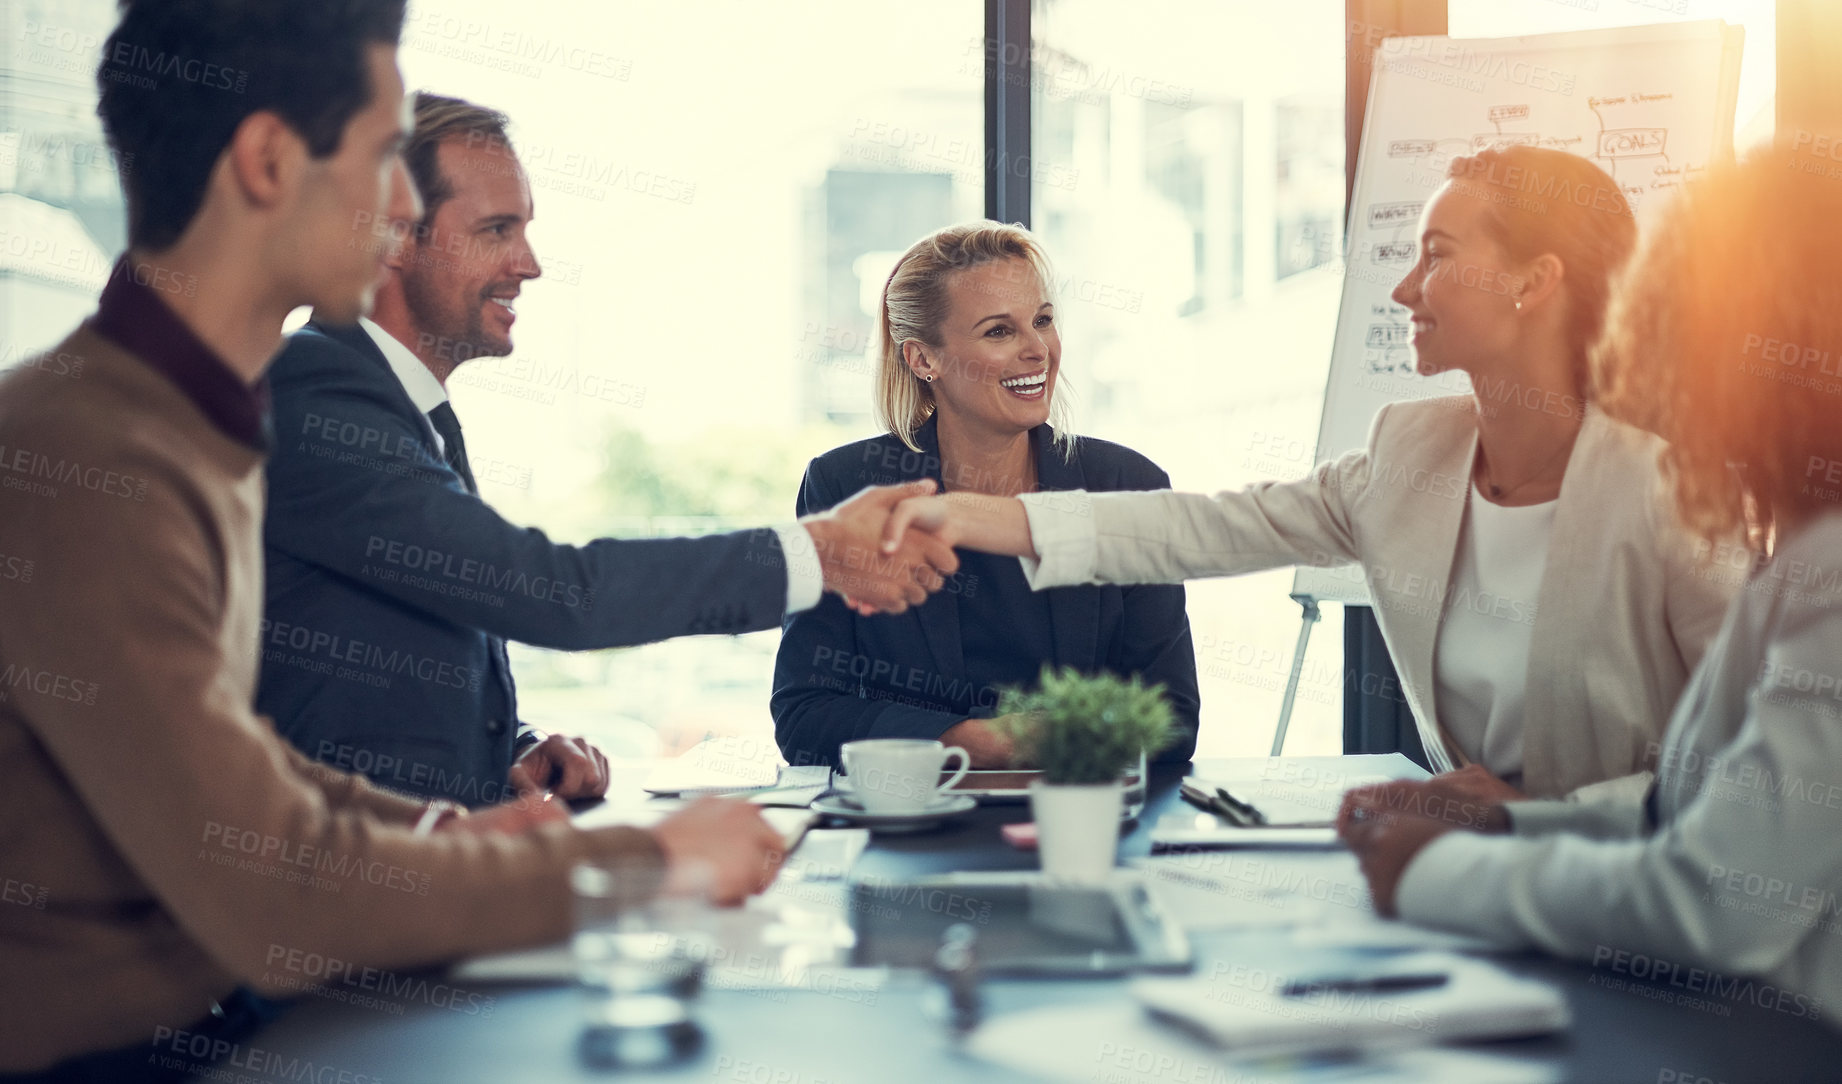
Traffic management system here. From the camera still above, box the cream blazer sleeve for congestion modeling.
[1019,408,1387,590]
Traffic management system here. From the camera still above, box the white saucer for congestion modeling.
[809,792,977,833]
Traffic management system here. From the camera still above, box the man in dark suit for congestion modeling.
[259,92,954,807]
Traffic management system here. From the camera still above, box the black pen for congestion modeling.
[1214,786,1268,826]
[1279,972,1450,998]
[1179,782,1253,826]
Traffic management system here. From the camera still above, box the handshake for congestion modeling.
[798,479,968,616]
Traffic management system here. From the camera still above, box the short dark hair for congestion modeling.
[402,92,513,231]
[97,0,409,251]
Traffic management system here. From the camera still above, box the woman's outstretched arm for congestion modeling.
[882,491,1036,558]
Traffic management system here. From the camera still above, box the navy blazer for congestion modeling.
[771,417,1201,768]
[258,320,789,805]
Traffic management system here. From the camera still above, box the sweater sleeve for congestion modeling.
[5,450,663,990]
[281,741,431,825]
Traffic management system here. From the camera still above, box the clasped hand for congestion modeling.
[802,480,962,615]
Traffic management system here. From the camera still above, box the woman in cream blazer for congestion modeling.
[1014,393,1731,800]
[882,146,1735,801]
[1340,150,1842,1026]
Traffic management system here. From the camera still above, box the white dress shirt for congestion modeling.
[356,319,821,614]
[1432,487,1556,786]
[360,317,449,455]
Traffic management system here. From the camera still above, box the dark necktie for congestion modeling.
[426,401,477,494]
[426,399,516,743]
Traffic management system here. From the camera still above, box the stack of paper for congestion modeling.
[1131,952,1568,1055]
[967,1000,1561,1083]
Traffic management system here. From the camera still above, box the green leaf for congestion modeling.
[993,666,1175,785]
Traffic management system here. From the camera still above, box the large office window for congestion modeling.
[0,0,123,357]
[0,0,1782,765]
[1030,0,1351,758]
[396,0,984,758]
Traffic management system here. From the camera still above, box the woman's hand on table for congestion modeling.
[939,716,1021,768]
[1336,772,1517,916]
[1422,763,1526,806]
[1336,772,1512,838]
[1337,801,1456,917]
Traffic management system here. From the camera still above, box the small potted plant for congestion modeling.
[995,667,1174,883]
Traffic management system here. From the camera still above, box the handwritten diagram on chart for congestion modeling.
[1298,21,1742,605]
[1359,87,1708,379]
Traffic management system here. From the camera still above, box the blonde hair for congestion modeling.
[1592,151,1842,550]
[873,221,1073,455]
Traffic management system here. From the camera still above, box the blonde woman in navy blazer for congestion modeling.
[771,222,1200,769]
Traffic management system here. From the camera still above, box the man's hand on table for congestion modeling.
[510,732,611,800]
[803,480,959,617]
[651,798,786,905]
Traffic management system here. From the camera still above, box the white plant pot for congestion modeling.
[1030,779,1123,884]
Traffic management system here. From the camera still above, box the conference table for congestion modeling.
[208,755,1842,1083]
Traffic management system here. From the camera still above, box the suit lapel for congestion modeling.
[305,318,442,452]
[1518,407,1604,789]
[1035,427,1099,671]
[306,318,389,372]
[909,418,967,687]
[1384,416,1476,770]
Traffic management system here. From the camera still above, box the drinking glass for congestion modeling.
[572,859,713,1066]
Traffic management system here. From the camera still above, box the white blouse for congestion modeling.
[1432,485,1557,786]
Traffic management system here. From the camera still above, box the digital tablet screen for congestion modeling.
[846,875,1188,975]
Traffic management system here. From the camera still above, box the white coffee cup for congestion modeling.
[839,739,971,813]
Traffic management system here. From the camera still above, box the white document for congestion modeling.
[1150,758,1406,849]
[1151,821,1342,849]
[572,801,818,853]
[968,1000,1560,1084]
[639,737,785,794]
[1130,852,1372,930]
[1132,952,1569,1055]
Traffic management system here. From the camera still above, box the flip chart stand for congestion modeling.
[1269,594,1322,756]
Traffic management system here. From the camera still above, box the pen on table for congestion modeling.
[1178,782,1255,826]
[1279,972,1450,998]
[1214,786,1268,826]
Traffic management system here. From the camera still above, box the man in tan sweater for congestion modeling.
[0,2,953,1078]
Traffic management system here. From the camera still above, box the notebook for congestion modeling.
[1132,952,1569,1055]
